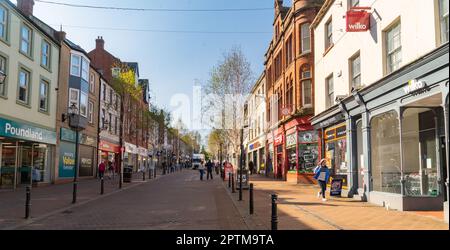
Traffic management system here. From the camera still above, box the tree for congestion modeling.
[202,46,253,164]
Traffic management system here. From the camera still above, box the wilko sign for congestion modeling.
[346,9,371,32]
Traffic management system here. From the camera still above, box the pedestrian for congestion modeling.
[98,160,106,180]
[215,161,220,175]
[199,160,206,181]
[206,160,214,180]
[162,161,167,175]
[109,160,116,180]
[314,159,331,202]
[249,161,254,175]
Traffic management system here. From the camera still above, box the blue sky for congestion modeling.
[16,0,290,130]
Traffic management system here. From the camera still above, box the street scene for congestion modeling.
[0,0,449,234]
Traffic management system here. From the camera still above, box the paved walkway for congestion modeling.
[225,175,449,230]
[1,169,247,230]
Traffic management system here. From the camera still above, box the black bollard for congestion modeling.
[101,178,104,195]
[25,186,31,219]
[271,194,278,230]
[72,182,77,204]
[228,173,231,188]
[232,173,236,193]
[249,183,254,215]
[143,171,146,181]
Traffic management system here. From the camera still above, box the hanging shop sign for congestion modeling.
[274,135,284,145]
[0,117,56,144]
[346,8,371,32]
[299,131,319,144]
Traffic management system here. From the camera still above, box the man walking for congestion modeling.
[206,160,214,180]
[98,160,106,180]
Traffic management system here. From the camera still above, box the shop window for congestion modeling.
[371,111,401,194]
[286,133,297,172]
[324,125,348,177]
[440,0,449,44]
[402,108,440,197]
[385,21,402,74]
[298,131,319,173]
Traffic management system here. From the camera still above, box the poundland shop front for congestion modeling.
[0,117,56,189]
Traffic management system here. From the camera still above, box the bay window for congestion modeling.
[69,88,79,110]
[81,58,89,82]
[80,91,88,117]
[300,23,311,53]
[70,54,81,77]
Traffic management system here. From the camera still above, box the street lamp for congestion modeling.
[0,70,6,84]
[239,103,249,201]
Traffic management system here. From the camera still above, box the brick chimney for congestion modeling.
[17,0,35,16]
[96,36,105,50]
[55,31,66,43]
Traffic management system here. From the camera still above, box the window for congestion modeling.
[440,0,449,44]
[102,83,106,101]
[326,75,334,108]
[371,111,401,194]
[101,108,106,128]
[41,40,51,69]
[325,18,333,50]
[0,5,7,41]
[89,73,95,93]
[115,116,118,135]
[88,101,94,124]
[300,23,311,53]
[385,22,402,74]
[80,92,88,117]
[81,58,89,81]
[286,78,294,109]
[109,113,112,132]
[17,68,30,104]
[39,79,49,112]
[109,88,113,104]
[0,55,6,96]
[70,54,81,76]
[349,0,359,8]
[20,25,32,57]
[69,88,79,109]
[274,53,282,81]
[115,94,120,110]
[350,53,361,89]
[302,80,312,107]
[285,35,293,65]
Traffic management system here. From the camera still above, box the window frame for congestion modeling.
[38,78,50,113]
[88,100,94,124]
[17,66,31,106]
[385,21,402,74]
[349,0,360,9]
[68,88,80,111]
[349,52,362,90]
[81,57,89,82]
[325,17,333,50]
[79,91,88,118]
[0,4,9,43]
[89,73,95,93]
[326,74,334,109]
[19,23,33,58]
[300,23,311,54]
[40,39,51,71]
[70,54,81,77]
[439,0,449,44]
[0,53,8,97]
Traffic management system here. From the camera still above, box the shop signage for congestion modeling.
[274,135,283,145]
[286,133,297,149]
[249,141,262,151]
[299,131,319,144]
[0,117,56,145]
[336,126,347,138]
[60,128,76,142]
[404,79,427,94]
[346,9,371,32]
[80,134,97,147]
[138,147,148,157]
[330,179,344,196]
[125,142,138,154]
[99,141,121,153]
[58,141,76,178]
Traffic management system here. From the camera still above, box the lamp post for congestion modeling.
[239,104,249,201]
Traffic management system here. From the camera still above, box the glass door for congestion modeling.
[17,142,32,186]
[32,144,48,183]
[0,141,18,189]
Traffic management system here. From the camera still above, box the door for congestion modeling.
[0,141,17,189]
[356,120,364,191]
[17,142,32,186]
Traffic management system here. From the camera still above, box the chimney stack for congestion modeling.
[96,36,105,50]
[55,31,67,43]
[17,0,35,16]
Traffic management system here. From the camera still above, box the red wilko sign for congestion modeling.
[346,8,371,32]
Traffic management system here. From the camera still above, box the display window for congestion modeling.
[286,133,297,172]
[298,131,319,173]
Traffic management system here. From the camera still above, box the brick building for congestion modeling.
[265,0,323,182]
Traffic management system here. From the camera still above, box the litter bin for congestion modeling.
[123,166,133,183]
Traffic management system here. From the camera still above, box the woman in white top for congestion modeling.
[198,161,206,181]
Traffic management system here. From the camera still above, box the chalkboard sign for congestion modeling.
[330,179,343,196]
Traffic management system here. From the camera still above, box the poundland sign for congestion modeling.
[0,117,56,144]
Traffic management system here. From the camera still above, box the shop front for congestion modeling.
[79,134,97,178]
[138,147,148,171]
[274,132,284,180]
[124,142,138,172]
[266,133,274,177]
[0,117,56,189]
[312,44,449,217]
[248,138,264,174]
[98,140,121,172]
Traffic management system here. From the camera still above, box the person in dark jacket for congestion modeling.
[314,159,331,202]
[206,160,214,180]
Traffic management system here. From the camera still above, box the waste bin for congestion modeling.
[123,166,133,183]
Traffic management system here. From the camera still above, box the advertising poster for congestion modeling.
[59,141,76,178]
[330,179,343,196]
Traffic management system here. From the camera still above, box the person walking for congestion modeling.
[206,160,214,180]
[199,160,206,181]
[98,160,106,180]
[109,160,116,180]
[249,161,254,175]
[314,159,331,202]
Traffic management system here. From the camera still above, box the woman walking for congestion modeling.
[314,159,331,202]
[199,160,206,181]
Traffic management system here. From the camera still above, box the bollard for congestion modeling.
[143,171,146,181]
[149,169,152,179]
[228,173,231,188]
[25,186,31,219]
[232,173,236,193]
[249,183,254,215]
[271,194,278,230]
[101,178,104,195]
[72,182,77,204]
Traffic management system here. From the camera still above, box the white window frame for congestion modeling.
[81,57,89,82]
[350,52,361,89]
[70,54,81,77]
[326,75,334,108]
[385,22,402,74]
[41,40,51,69]
[0,55,6,96]
[20,25,32,56]
[69,88,80,111]
[300,23,311,53]
[325,18,333,50]
[80,91,88,118]
[0,5,8,41]
[302,79,312,108]
[39,79,49,112]
[17,68,30,104]
[440,0,449,44]
[89,73,95,93]
[88,100,94,124]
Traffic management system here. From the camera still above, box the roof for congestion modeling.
[64,38,90,58]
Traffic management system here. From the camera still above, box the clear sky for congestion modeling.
[14,0,291,132]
